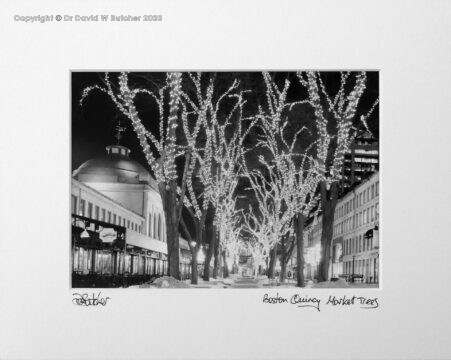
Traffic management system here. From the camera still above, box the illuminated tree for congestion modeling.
[297,71,379,282]
[250,73,320,286]
[217,204,245,277]
[178,73,250,283]
[242,211,271,278]
[243,161,293,279]
[208,94,255,279]
[82,72,253,283]
[81,72,194,279]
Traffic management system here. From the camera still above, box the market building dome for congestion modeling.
[73,145,155,185]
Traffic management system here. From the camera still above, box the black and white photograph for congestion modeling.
[72,71,379,289]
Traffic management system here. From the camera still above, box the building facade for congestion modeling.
[71,144,191,287]
[304,171,380,284]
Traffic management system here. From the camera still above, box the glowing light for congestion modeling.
[196,247,205,264]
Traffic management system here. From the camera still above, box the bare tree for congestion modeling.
[252,73,320,286]
[202,80,254,279]
[297,71,378,282]
[179,73,249,284]
[243,162,293,278]
[81,72,194,279]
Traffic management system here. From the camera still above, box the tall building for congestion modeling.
[71,144,191,287]
[340,130,379,195]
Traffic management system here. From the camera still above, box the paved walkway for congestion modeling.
[230,276,261,288]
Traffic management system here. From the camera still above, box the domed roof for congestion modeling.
[73,145,156,186]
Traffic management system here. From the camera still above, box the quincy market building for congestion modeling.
[71,144,191,287]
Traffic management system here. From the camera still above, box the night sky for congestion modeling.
[72,71,379,173]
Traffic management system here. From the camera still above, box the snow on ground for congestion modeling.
[182,278,232,288]
[138,276,190,288]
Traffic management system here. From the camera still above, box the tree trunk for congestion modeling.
[157,75,184,280]
[268,244,278,279]
[190,226,203,285]
[318,181,339,282]
[159,181,180,280]
[279,237,286,283]
[191,249,199,285]
[203,223,216,281]
[213,238,220,278]
[222,250,229,278]
[279,258,287,283]
[295,212,306,288]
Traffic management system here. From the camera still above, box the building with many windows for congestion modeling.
[304,171,380,284]
[71,144,191,287]
[340,130,379,195]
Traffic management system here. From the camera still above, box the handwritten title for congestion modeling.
[262,293,379,312]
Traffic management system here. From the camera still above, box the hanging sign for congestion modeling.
[99,228,117,243]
